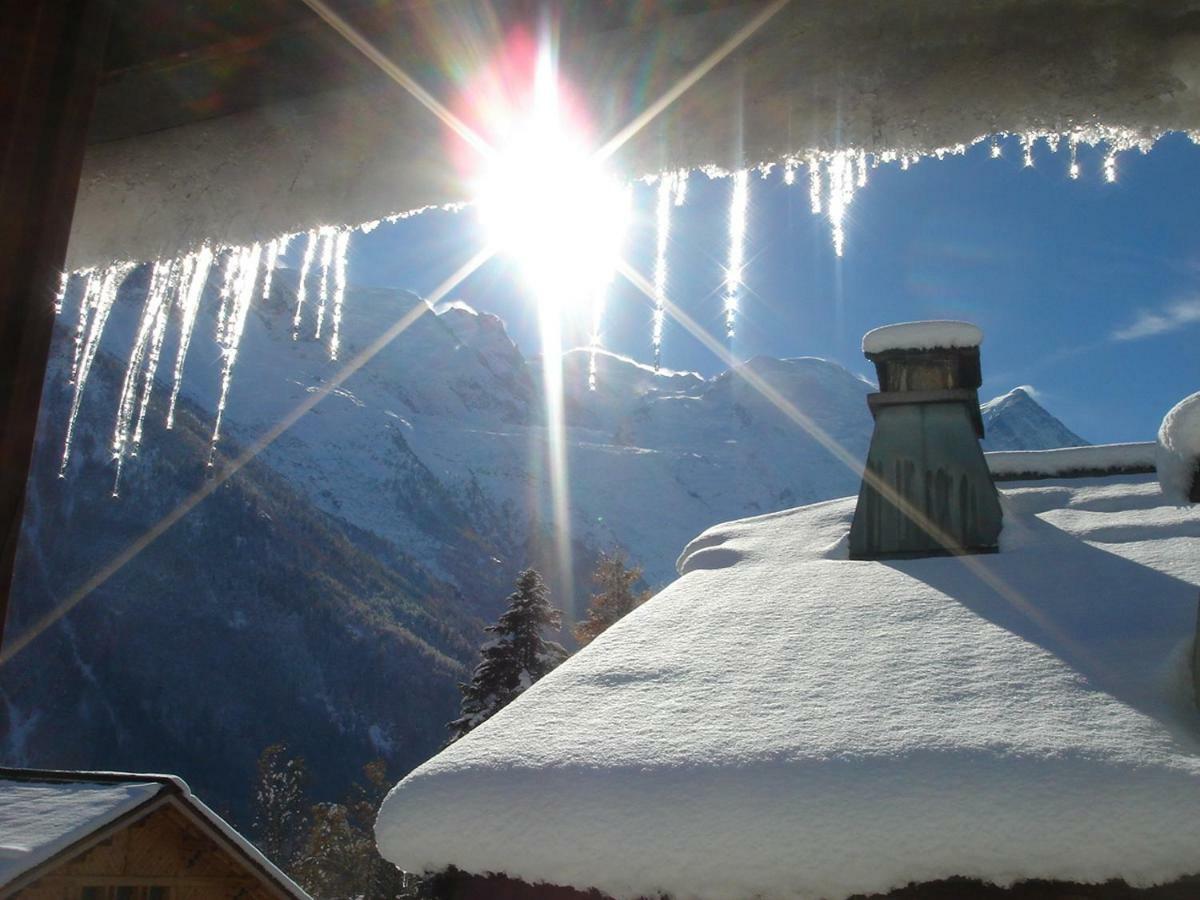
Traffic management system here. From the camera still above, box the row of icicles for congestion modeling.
[55,128,1159,493]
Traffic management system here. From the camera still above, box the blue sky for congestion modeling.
[354,132,1200,444]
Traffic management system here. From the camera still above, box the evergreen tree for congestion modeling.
[448,568,567,742]
[252,743,311,872]
[572,551,652,646]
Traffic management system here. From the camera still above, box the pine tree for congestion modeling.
[252,743,311,872]
[448,568,568,742]
[572,551,652,646]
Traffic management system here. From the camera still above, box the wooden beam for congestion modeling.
[0,0,113,651]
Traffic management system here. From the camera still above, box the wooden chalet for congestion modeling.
[0,769,309,900]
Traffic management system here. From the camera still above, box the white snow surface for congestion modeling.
[1158,392,1200,504]
[862,320,983,355]
[986,442,1156,479]
[0,779,163,885]
[377,476,1200,900]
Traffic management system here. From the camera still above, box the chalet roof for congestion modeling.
[0,769,309,900]
[376,473,1200,900]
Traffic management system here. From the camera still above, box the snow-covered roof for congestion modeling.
[0,777,164,887]
[862,320,983,354]
[377,475,1200,900]
[0,770,309,899]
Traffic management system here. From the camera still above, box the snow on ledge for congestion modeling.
[1158,392,1200,504]
[987,443,1157,481]
[862,321,983,355]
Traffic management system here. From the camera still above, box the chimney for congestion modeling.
[849,321,1002,559]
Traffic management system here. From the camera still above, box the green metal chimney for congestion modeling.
[849,322,1002,560]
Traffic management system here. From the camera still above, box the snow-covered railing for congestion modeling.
[986,443,1157,482]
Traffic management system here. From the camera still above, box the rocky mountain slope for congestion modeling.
[2,268,1088,817]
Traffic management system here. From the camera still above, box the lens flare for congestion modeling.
[474,41,629,312]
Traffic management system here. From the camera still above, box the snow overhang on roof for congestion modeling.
[376,475,1200,900]
[69,0,1200,269]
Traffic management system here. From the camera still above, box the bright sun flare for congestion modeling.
[474,46,629,311]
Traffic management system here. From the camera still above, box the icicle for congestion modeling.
[673,169,689,206]
[588,285,605,392]
[292,229,319,339]
[1021,134,1035,167]
[855,151,868,188]
[807,155,822,213]
[1103,147,1118,183]
[652,173,675,369]
[1045,134,1061,154]
[329,229,350,360]
[900,156,910,171]
[166,245,214,430]
[215,250,238,343]
[827,152,855,258]
[210,243,263,461]
[783,158,798,186]
[69,271,101,384]
[60,262,134,476]
[1068,136,1080,180]
[112,259,176,493]
[990,136,1002,159]
[723,170,749,338]
[261,233,292,304]
[314,228,335,340]
[53,271,71,315]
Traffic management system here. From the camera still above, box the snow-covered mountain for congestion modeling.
[981,386,1088,451]
[153,274,1082,589]
[4,269,1088,817]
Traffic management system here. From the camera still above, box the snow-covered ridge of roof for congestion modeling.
[377,476,1200,900]
[862,320,983,354]
[0,777,164,887]
[0,769,310,899]
[1158,392,1200,504]
[986,442,1157,481]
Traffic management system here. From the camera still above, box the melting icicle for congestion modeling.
[587,285,605,392]
[807,155,822,213]
[112,259,176,493]
[855,151,869,188]
[215,250,238,343]
[314,228,335,340]
[166,245,214,430]
[60,263,134,476]
[292,229,319,339]
[990,136,1002,159]
[210,243,263,461]
[260,233,292,304]
[69,271,101,384]
[723,170,749,338]
[652,173,675,369]
[827,152,855,258]
[53,271,71,315]
[329,229,350,360]
[673,169,689,206]
[1103,148,1118,183]
[783,158,798,186]
[1068,136,1080,180]
[1021,134,1035,167]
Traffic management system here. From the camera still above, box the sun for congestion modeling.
[472,42,629,312]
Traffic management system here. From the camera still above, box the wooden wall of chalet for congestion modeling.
[15,804,280,900]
